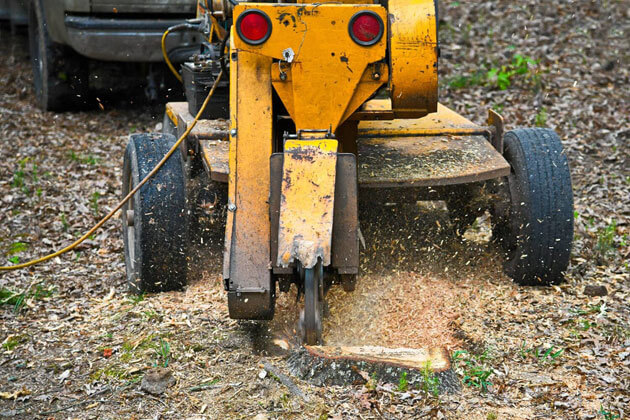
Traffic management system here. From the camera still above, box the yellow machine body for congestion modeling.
[166,0,509,322]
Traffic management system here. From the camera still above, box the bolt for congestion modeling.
[228,203,237,212]
[279,72,287,81]
[229,129,237,137]
[372,72,381,80]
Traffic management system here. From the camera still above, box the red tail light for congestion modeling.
[237,10,272,45]
[349,11,384,46]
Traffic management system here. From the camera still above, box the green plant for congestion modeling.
[452,350,493,392]
[2,335,23,351]
[0,283,54,313]
[397,371,408,392]
[492,103,504,114]
[449,54,541,91]
[535,107,548,127]
[60,213,69,232]
[69,151,99,165]
[154,338,171,367]
[90,191,101,217]
[12,158,30,194]
[596,220,619,255]
[519,341,564,363]
[6,242,28,256]
[420,361,440,397]
[599,405,620,420]
[487,412,498,420]
[126,293,145,304]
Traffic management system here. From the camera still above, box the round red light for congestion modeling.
[349,12,383,45]
[238,11,271,44]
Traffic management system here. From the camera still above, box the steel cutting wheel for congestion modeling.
[300,260,324,345]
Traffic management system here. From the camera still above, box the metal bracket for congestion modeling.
[487,109,504,154]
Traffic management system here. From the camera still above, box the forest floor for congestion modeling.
[0,1,628,419]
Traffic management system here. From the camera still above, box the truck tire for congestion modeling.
[493,128,573,286]
[121,133,189,293]
[28,0,88,111]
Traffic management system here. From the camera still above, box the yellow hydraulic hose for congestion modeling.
[0,70,224,272]
[162,28,183,83]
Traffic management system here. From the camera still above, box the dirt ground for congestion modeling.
[1,1,629,419]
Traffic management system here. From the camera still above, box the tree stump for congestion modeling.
[287,346,460,394]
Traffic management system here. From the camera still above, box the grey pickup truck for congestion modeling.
[27,0,197,111]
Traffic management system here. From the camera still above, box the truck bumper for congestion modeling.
[64,15,198,62]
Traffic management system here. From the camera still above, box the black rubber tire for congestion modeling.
[121,133,189,293]
[493,128,574,286]
[28,0,88,111]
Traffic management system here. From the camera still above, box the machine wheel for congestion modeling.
[493,128,573,286]
[300,260,324,345]
[121,133,189,293]
[28,0,88,111]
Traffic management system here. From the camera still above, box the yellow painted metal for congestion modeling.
[223,30,274,287]
[233,3,387,132]
[388,0,438,118]
[277,139,339,269]
[358,103,485,137]
[165,102,180,126]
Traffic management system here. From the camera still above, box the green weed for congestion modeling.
[535,107,548,127]
[12,158,40,195]
[0,283,54,313]
[126,293,145,304]
[519,341,564,363]
[6,242,28,255]
[420,361,440,397]
[596,220,621,255]
[452,350,493,392]
[397,371,408,392]
[68,151,99,165]
[2,335,25,351]
[492,103,504,114]
[60,213,69,232]
[154,338,171,367]
[449,54,541,91]
[90,191,101,217]
[599,405,620,420]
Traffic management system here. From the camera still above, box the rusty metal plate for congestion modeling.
[277,140,338,269]
[357,134,511,188]
[200,140,229,183]
[331,154,359,274]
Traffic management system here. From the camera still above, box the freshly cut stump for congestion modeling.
[288,346,460,393]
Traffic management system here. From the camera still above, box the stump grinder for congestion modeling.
[121,0,574,345]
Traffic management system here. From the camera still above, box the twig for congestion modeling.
[261,359,309,402]
[189,381,241,392]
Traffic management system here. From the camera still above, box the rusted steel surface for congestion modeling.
[331,154,359,274]
[199,140,229,183]
[487,108,505,153]
[357,134,511,188]
[271,153,359,275]
[277,140,338,269]
[269,154,290,275]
